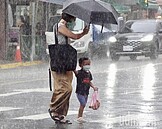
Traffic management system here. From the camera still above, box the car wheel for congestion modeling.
[129,55,137,60]
[150,44,158,60]
[110,50,120,61]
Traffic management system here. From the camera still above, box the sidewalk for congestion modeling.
[0,60,42,69]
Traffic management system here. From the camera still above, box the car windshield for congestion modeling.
[120,20,157,33]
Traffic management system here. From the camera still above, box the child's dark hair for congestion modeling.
[79,57,89,66]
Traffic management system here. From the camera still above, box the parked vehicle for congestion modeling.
[108,19,162,61]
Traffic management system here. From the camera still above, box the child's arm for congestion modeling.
[90,81,98,91]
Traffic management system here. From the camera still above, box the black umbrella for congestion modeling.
[63,0,119,26]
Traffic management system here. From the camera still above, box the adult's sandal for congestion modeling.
[59,119,72,124]
[48,109,60,122]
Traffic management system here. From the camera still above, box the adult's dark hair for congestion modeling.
[79,57,89,66]
[62,13,75,22]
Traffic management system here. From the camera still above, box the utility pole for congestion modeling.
[0,0,7,60]
[145,0,149,18]
[30,2,36,61]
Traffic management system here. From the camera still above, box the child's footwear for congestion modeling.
[77,117,86,123]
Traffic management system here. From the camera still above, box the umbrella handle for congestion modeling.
[101,23,104,33]
[85,23,91,29]
[88,22,91,27]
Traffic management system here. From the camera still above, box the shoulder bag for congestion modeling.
[48,23,77,73]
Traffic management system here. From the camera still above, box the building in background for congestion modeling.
[0,0,63,61]
[0,0,7,60]
[0,0,162,61]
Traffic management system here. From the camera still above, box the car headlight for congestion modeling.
[73,41,85,48]
[108,36,117,43]
[141,34,154,42]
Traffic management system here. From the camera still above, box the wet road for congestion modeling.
[0,56,162,129]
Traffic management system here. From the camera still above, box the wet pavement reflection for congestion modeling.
[0,57,162,128]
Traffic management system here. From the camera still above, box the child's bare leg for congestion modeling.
[78,105,85,118]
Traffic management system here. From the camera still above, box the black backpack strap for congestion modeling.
[54,23,58,44]
[54,23,68,44]
[65,36,68,44]
[49,68,52,91]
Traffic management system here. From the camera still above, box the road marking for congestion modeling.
[12,110,81,120]
[14,88,50,93]
[0,107,22,112]
[10,109,161,127]
[13,113,49,120]
[0,88,50,97]
[0,78,47,86]
[90,113,160,127]
[0,92,24,97]
[0,61,42,69]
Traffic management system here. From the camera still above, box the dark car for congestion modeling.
[108,19,162,61]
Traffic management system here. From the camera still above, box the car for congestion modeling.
[70,21,117,59]
[108,19,162,61]
[88,24,116,59]
[69,18,92,57]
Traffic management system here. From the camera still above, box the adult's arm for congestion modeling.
[58,25,89,40]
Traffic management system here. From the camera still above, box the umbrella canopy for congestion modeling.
[62,0,119,25]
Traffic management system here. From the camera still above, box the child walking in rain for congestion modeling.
[74,57,97,123]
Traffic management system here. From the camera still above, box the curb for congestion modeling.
[0,61,43,69]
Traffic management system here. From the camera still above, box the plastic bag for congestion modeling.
[89,90,100,110]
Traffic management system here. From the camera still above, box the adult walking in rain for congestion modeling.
[48,12,89,124]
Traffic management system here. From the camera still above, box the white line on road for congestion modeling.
[14,88,50,93]
[90,113,160,127]
[12,111,160,127]
[12,110,80,120]
[0,88,50,97]
[0,107,22,112]
[0,92,24,97]
[0,78,47,86]
[13,113,49,120]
